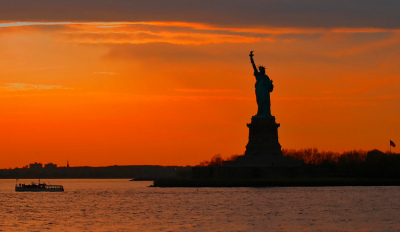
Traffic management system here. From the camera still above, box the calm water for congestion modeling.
[1,179,400,231]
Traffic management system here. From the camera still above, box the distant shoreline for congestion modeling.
[0,165,191,179]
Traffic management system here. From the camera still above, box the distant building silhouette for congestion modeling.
[44,163,57,169]
[29,162,42,169]
[67,160,69,168]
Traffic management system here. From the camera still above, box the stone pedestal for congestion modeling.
[245,116,282,157]
[224,116,302,167]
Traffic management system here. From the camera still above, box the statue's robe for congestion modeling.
[254,71,273,118]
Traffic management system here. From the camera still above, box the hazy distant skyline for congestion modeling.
[0,1,399,168]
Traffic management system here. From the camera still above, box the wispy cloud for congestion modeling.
[2,21,399,34]
[60,26,265,45]
[2,21,398,46]
[0,83,70,91]
[0,22,73,28]
[57,22,399,46]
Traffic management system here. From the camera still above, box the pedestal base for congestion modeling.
[224,116,302,167]
[224,154,302,167]
[245,116,282,157]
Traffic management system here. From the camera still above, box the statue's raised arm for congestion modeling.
[249,51,258,73]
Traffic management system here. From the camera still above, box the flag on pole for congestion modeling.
[390,140,396,147]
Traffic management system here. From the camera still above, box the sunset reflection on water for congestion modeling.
[1,179,400,231]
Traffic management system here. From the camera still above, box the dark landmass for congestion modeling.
[4,149,398,188]
[153,149,400,187]
[0,165,192,179]
[130,177,160,181]
[153,178,400,187]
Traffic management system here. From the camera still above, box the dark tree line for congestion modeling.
[198,154,238,167]
[283,148,400,178]
[199,149,400,178]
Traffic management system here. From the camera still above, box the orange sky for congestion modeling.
[0,3,399,168]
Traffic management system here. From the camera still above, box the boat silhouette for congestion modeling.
[15,179,64,192]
